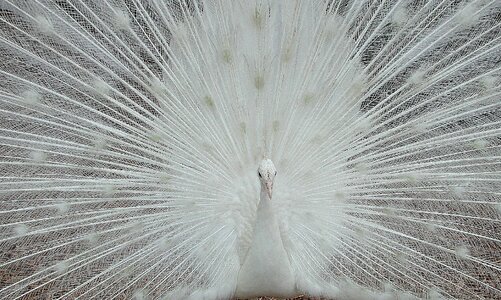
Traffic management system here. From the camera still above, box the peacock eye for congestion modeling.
[258,172,262,178]
[275,171,277,176]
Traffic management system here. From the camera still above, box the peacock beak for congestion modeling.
[265,181,273,199]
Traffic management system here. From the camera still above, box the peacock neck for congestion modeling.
[257,184,275,224]
[234,183,296,298]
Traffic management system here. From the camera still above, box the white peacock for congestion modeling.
[0,0,500,299]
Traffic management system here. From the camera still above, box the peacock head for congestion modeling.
[257,159,277,199]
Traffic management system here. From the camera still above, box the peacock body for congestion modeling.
[0,0,500,299]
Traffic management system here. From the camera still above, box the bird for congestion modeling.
[235,159,295,299]
[0,0,500,299]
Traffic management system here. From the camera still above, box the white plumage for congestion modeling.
[235,159,295,298]
[0,0,500,299]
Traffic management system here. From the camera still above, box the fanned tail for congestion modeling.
[0,0,500,299]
